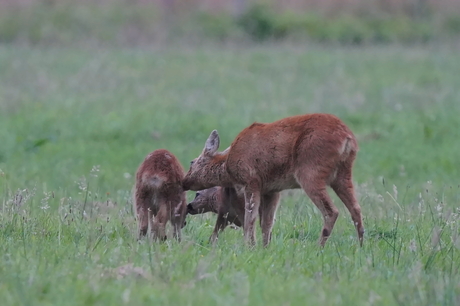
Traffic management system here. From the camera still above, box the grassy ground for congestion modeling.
[0,43,459,305]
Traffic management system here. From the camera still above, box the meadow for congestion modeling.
[0,42,460,305]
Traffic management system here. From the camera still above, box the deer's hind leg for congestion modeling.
[296,169,339,247]
[330,157,364,246]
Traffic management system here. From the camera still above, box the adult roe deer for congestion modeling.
[187,186,281,243]
[182,113,364,247]
[134,149,187,241]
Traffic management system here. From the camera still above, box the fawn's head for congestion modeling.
[187,187,220,215]
[183,130,222,191]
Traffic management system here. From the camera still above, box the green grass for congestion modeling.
[1,43,460,305]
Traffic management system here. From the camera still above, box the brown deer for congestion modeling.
[183,113,364,247]
[134,149,187,241]
[187,186,281,243]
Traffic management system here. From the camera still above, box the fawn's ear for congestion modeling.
[203,130,220,156]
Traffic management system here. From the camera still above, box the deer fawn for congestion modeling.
[134,149,187,241]
[183,113,364,247]
[187,186,281,243]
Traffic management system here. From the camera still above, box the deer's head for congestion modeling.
[183,130,223,191]
[187,187,220,215]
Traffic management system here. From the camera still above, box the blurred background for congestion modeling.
[0,0,459,45]
[1,0,459,197]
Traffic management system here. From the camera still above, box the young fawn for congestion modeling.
[183,113,364,247]
[187,186,281,243]
[134,149,187,241]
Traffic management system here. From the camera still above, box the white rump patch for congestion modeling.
[338,136,353,160]
[143,173,165,189]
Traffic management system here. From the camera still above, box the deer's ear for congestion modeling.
[204,130,220,155]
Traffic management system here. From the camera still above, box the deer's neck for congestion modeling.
[209,152,233,188]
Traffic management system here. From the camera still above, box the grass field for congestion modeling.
[1,43,460,305]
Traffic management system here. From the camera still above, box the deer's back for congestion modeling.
[226,114,357,189]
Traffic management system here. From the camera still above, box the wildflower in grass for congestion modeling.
[40,204,50,211]
[418,192,424,206]
[10,188,36,209]
[90,165,100,177]
[12,189,26,208]
[436,203,443,213]
[77,176,87,192]
[40,191,52,211]
[393,184,398,200]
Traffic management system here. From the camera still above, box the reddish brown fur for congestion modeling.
[134,149,187,241]
[187,186,281,243]
[183,113,364,247]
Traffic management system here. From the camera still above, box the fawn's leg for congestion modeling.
[209,213,229,244]
[134,187,152,238]
[152,200,169,241]
[172,200,187,242]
